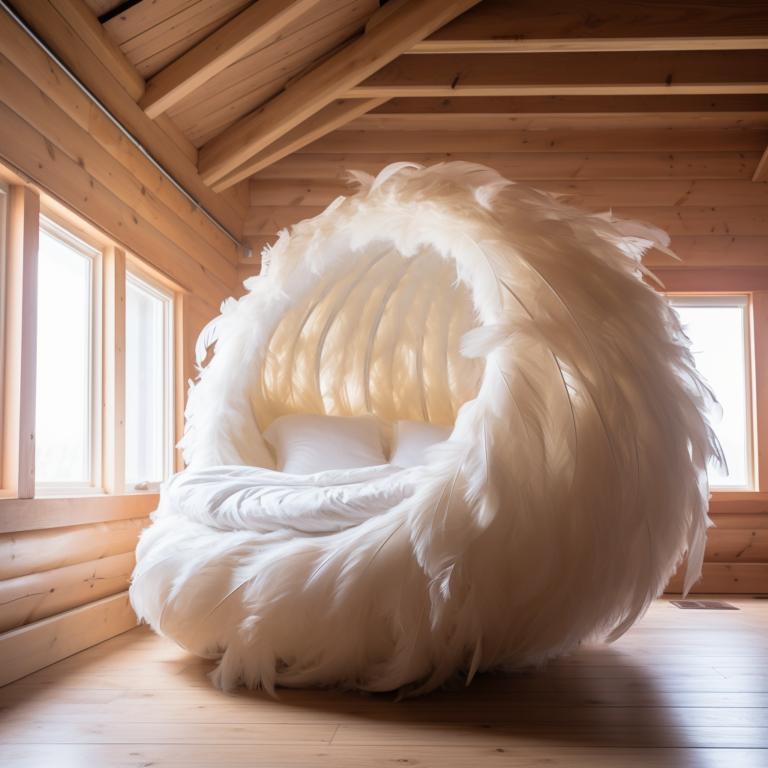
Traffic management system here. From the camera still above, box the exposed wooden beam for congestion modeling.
[5,1,246,239]
[198,0,484,186]
[211,98,387,192]
[139,0,324,119]
[347,51,768,98]
[410,37,768,53]
[0,53,238,290]
[27,1,202,164]
[0,100,232,310]
[340,94,768,132]
[364,95,768,116]
[754,144,768,181]
[301,129,768,154]
[414,0,768,53]
[45,0,145,101]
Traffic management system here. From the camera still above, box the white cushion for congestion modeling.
[262,413,388,475]
[389,420,453,469]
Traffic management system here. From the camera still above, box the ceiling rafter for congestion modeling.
[210,97,387,193]
[139,0,325,119]
[345,51,768,99]
[411,0,768,53]
[196,0,485,188]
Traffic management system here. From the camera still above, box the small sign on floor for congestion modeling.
[670,600,738,610]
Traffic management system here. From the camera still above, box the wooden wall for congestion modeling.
[0,5,244,674]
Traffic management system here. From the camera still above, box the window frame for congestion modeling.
[34,213,104,496]
[0,179,9,475]
[668,292,754,492]
[124,265,175,493]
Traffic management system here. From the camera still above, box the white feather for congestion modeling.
[133,162,718,697]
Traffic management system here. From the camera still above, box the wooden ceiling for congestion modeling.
[8,0,768,260]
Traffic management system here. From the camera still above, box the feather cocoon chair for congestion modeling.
[130,162,719,696]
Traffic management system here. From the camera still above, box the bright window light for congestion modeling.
[670,296,751,489]
[125,271,173,490]
[35,228,93,484]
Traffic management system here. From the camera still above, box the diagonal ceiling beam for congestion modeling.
[139,0,325,120]
[197,0,484,186]
[210,97,387,192]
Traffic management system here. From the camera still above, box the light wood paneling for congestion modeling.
[0,8,245,256]
[197,0,484,186]
[415,0,768,52]
[212,98,387,191]
[703,528,768,562]
[0,598,766,764]
[0,99,232,309]
[167,0,399,149]
[2,187,39,499]
[655,268,768,293]
[253,151,760,180]
[47,0,146,101]
[0,518,149,581]
[304,129,768,154]
[246,205,768,237]
[0,495,157,534]
[245,206,324,236]
[105,0,254,78]
[5,2,246,238]
[353,94,768,128]
[82,0,121,17]
[0,552,135,633]
[665,563,768,594]
[219,180,251,224]
[0,592,135,687]
[250,178,768,208]
[153,112,199,166]
[140,0,324,119]
[250,178,350,206]
[348,51,768,98]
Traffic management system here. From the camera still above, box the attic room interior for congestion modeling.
[0,0,767,765]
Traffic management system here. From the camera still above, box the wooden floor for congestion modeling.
[0,596,765,767]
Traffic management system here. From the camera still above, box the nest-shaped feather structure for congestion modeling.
[130,162,719,697]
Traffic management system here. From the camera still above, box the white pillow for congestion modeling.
[389,420,453,469]
[262,413,388,475]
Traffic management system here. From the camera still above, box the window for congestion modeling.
[35,218,101,494]
[670,295,752,490]
[125,268,174,491]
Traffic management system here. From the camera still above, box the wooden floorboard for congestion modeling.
[0,596,765,766]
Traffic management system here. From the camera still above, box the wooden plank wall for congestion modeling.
[0,10,229,654]
[0,8,239,314]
